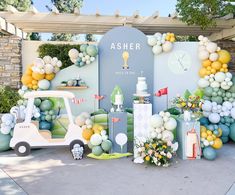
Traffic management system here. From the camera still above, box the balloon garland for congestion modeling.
[68,44,98,67]
[197,35,234,160]
[147,32,176,55]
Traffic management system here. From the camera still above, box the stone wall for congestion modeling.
[217,40,235,74]
[0,35,22,89]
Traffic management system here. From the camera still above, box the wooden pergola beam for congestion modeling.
[209,26,235,41]
[0,11,234,39]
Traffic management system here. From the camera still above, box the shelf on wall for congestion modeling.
[56,86,88,90]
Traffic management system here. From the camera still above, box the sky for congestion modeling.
[32,0,177,40]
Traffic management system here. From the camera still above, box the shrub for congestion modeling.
[0,86,21,113]
[38,44,80,70]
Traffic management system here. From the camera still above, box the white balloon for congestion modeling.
[152,45,162,55]
[209,53,219,62]
[164,118,177,131]
[206,42,218,53]
[150,114,163,128]
[147,36,158,46]
[115,133,128,146]
[162,41,173,52]
[230,108,235,119]
[90,134,102,146]
[208,113,220,123]
[214,72,226,82]
[56,61,62,68]
[43,56,52,64]
[162,130,174,142]
[44,64,54,74]
[202,101,212,112]
[198,78,210,88]
[68,49,79,59]
[210,81,220,88]
[198,50,209,60]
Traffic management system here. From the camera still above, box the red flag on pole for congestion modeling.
[155,87,168,97]
[112,117,121,123]
[94,94,105,100]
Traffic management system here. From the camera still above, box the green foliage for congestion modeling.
[28,32,41,41]
[50,33,73,41]
[0,0,31,11]
[176,0,235,29]
[85,34,96,42]
[37,43,80,69]
[50,0,83,13]
[175,35,197,42]
[0,86,20,113]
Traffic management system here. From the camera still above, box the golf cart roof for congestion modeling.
[24,91,75,99]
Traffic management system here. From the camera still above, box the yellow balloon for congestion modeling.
[218,128,222,137]
[201,132,207,138]
[207,135,214,142]
[202,60,212,67]
[199,68,207,77]
[212,138,223,149]
[211,61,222,70]
[200,126,207,132]
[218,50,231,64]
[32,72,45,81]
[21,74,33,85]
[45,73,55,81]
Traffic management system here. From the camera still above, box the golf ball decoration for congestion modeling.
[71,144,84,160]
[147,32,176,55]
[68,44,98,67]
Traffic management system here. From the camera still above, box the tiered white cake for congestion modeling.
[135,77,149,96]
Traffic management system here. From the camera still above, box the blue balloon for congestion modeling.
[207,124,214,131]
[39,121,52,130]
[200,117,209,126]
[0,132,11,152]
[221,136,229,144]
[213,130,219,136]
[203,146,217,161]
[229,123,235,142]
[218,124,230,137]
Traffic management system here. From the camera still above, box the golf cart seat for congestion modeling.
[39,130,52,139]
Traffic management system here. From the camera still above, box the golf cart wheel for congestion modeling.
[14,142,31,156]
[70,140,84,151]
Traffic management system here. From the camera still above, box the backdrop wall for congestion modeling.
[22,40,98,116]
[153,42,200,113]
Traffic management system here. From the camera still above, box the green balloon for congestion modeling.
[229,123,235,142]
[0,132,11,152]
[88,141,94,149]
[92,146,103,156]
[34,98,41,107]
[101,140,112,152]
[40,100,53,112]
[229,85,235,93]
[226,92,232,98]
[211,96,223,104]
[203,146,217,161]
[86,45,98,57]
[204,87,213,97]
[80,44,88,52]
[221,136,229,143]
[213,87,219,92]
[45,115,52,122]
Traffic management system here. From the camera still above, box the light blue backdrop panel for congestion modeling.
[99,27,154,111]
[154,42,200,113]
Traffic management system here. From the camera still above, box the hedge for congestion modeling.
[37,44,80,69]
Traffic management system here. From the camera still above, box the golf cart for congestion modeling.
[10,90,86,156]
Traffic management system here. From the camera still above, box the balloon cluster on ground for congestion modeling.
[198,35,231,77]
[21,56,62,90]
[148,32,176,55]
[149,111,177,142]
[68,44,98,67]
[197,35,235,160]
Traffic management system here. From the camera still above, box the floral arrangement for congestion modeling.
[172,90,202,113]
[134,112,178,167]
[134,137,178,167]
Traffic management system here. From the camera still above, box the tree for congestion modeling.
[176,0,235,29]
[0,0,31,11]
[28,32,41,41]
[85,34,96,42]
[48,0,83,41]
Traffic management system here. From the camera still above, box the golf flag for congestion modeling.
[94,94,105,100]
[72,98,86,105]
[155,87,168,97]
[112,117,121,123]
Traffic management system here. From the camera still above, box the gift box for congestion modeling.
[176,118,201,160]
[108,112,127,153]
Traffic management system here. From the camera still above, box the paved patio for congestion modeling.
[0,143,235,195]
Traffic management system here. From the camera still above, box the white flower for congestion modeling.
[167,152,172,159]
[134,157,144,164]
[171,142,178,152]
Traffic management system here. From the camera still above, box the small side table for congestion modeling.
[176,118,201,160]
[108,112,127,153]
